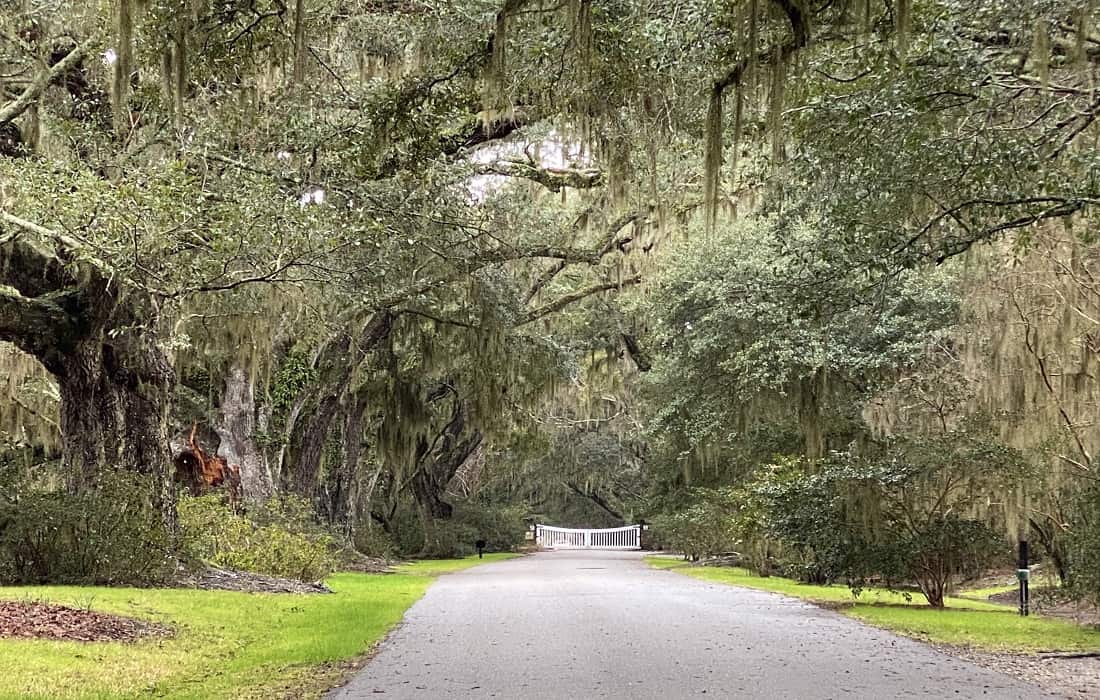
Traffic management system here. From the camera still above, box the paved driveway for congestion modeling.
[330,550,1056,699]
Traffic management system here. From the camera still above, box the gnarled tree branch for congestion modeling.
[519,275,642,326]
[0,36,93,125]
[475,158,604,191]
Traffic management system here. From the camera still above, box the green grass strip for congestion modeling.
[0,554,518,699]
[647,556,1100,653]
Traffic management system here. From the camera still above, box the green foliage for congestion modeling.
[179,494,337,582]
[652,488,739,562]
[482,424,644,531]
[751,429,1027,605]
[414,503,527,559]
[1065,482,1100,605]
[452,502,528,552]
[353,524,398,560]
[640,215,961,494]
[0,469,173,585]
[417,518,478,559]
[4,0,1100,600]
[270,351,317,413]
[380,500,527,559]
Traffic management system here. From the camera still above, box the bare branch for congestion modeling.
[524,209,646,302]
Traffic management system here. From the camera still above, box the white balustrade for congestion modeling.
[535,524,641,550]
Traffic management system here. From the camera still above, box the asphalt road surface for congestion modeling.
[330,550,1057,699]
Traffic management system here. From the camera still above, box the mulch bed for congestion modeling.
[175,566,333,594]
[0,600,170,643]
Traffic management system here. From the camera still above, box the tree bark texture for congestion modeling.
[285,311,394,498]
[217,365,274,502]
[1,222,176,523]
[409,402,483,521]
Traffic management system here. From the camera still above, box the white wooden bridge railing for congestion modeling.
[535,524,642,550]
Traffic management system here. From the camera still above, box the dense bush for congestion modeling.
[1066,482,1100,605]
[404,499,528,561]
[652,488,739,561]
[453,502,527,552]
[179,494,337,581]
[418,518,478,558]
[0,469,174,585]
[353,524,398,559]
[753,430,1024,606]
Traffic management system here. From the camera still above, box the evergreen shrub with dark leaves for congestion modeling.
[0,468,173,585]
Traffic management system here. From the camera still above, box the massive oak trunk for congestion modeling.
[409,402,482,521]
[319,394,367,534]
[1,221,176,523]
[58,334,173,487]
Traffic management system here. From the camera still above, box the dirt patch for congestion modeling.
[941,645,1100,698]
[176,566,332,594]
[0,600,170,643]
[987,588,1100,627]
[337,551,393,574]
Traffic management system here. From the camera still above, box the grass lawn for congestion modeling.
[392,552,517,577]
[647,557,1100,653]
[958,584,1020,600]
[0,553,517,700]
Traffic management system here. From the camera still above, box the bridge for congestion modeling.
[534,524,641,550]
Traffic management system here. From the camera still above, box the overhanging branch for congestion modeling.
[524,209,646,302]
[0,213,76,297]
[0,289,77,372]
[0,37,93,125]
[518,275,642,326]
[474,158,603,192]
[712,0,810,96]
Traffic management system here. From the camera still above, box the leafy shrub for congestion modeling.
[753,429,1025,606]
[179,494,337,581]
[745,460,851,583]
[419,518,477,559]
[653,488,739,561]
[353,524,397,559]
[452,502,527,552]
[385,500,527,559]
[0,469,173,585]
[1065,482,1100,605]
[388,505,428,555]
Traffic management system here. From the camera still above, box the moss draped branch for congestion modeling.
[0,36,93,125]
[704,0,810,227]
[474,158,604,191]
[518,275,642,326]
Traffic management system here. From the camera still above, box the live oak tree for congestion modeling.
[3,0,1100,573]
[0,0,669,532]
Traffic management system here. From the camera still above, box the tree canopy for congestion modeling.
[2,0,1100,592]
